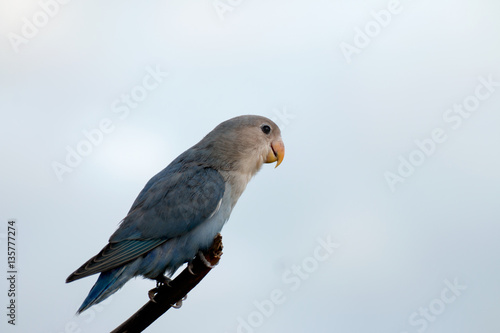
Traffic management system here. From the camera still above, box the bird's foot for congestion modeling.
[188,250,214,275]
[172,295,187,309]
[148,276,173,302]
[187,261,196,275]
[156,275,172,288]
[148,288,158,302]
[198,250,214,268]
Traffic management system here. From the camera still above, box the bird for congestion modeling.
[66,115,285,313]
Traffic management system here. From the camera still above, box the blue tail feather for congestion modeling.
[77,266,128,313]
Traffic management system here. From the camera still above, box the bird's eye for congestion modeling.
[261,125,271,135]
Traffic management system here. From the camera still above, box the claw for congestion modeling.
[172,295,187,309]
[148,275,173,302]
[188,251,213,275]
[148,287,158,302]
[197,251,214,269]
[187,262,196,275]
[156,275,172,288]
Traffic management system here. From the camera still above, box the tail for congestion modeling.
[76,266,130,313]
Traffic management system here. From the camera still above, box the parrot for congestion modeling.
[66,115,285,313]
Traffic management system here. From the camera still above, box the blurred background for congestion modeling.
[1,0,499,332]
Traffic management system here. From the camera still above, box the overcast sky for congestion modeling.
[1,1,500,332]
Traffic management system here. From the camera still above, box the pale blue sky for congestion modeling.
[1,1,500,332]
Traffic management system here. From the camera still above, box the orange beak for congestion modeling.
[265,139,285,168]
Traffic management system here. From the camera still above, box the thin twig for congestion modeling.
[110,234,223,333]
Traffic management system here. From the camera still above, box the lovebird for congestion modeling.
[66,115,285,313]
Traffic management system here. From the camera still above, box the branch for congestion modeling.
[110,234,223,333]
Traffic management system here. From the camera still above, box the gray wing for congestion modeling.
[111,164,225,241]
[66,165,225,282]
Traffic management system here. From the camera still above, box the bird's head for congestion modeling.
[197,115,285,175]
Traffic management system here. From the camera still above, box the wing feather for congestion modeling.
[66,239,165,282]
[110,164,226,241]
[66,164,225,283]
